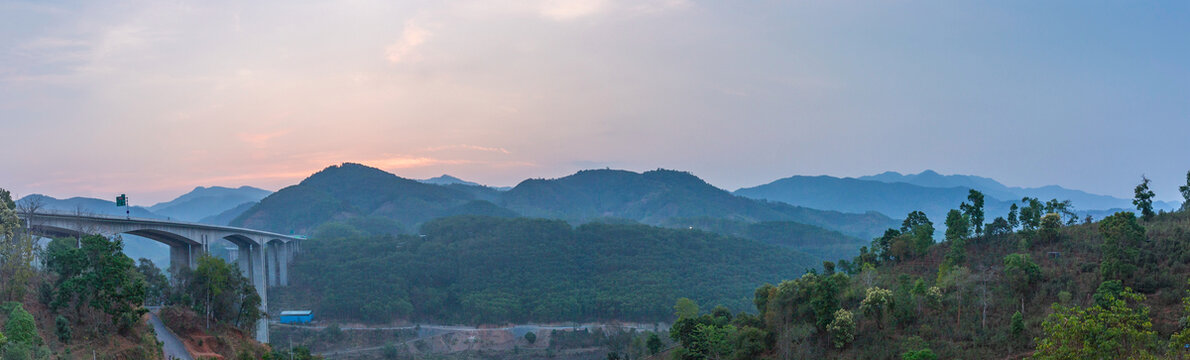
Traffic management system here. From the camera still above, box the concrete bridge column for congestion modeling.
[278,243,289,287]
[169,243,205,270]
[267,243,280,287]
[238,245,254,280]
[250,241,269,344]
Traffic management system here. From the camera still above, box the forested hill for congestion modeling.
[230,163,516,234]
[502,169,895,239]
[735,175,1014,226]
[271,215,821,324]
[230,163,895,240]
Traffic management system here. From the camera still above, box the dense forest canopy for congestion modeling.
[273,215,821,324]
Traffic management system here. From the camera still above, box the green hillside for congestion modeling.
[271,216,821,324]
[503,169,895,239]
[231,163,894,259]
[663,199,1190,359]
[230,163,498,234]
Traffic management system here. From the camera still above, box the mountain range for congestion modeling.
[736,170,1181,226]
[230,163,897,241]
[148,186,271,222]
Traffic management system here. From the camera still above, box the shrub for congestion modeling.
[55,316,71,343]
[4,304,38,346]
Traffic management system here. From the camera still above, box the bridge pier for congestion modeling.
[280,242,289,286]
[250,241,269,344]
[169,243,205,270]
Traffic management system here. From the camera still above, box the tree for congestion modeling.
[1019,198,1044,231]
[55,315,71,344]
[0,189,37,302]
[901,211,935,258]
[1099,212,1145,283]
[1178,170,1190,212]
[1003,253,1040,314]
[960,190,985,236]
[688,323,736,360]
[674,298,699,320]
[944,209,969,267]
[860,287,894,329]
[987,217,1012,237]
[972,265,998,329]
[938,266,972,330]
[1170,279,1190,356]
[1038,213,1062,244]
[1008,203,1020,230]
[1033,286,1159,359]
[524,331,537,344]
[827,308,856,349]
[1010,311,1024,342]
[4,304,38,346]
[180,255,263,331]
[137,258,170,306]
[944,209,969,242]
[47,235,148,333]
[646,332,663,354]
[1133,176,1156,221]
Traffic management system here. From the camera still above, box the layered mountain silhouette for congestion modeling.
[148,186,271,222]
[230,163,897,240]
[736,170,1181,226]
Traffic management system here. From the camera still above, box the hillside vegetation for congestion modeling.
[271,216,821,324]
[665,185,1190,359]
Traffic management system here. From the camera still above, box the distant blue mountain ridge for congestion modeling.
[736,170,1181,227]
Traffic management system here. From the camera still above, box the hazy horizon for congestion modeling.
[3,1,1187,204]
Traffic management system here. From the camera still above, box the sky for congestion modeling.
[1,0,1187,204]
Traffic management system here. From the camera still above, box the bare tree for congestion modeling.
[16,194,45,234]
[972,264,1000,330]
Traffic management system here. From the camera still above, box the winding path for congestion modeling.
[148,312,193,360]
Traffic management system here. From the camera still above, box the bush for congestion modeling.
[55,316,71,343]
[382,343,399,359]
[4,304,38,346]
[901,348,938,360]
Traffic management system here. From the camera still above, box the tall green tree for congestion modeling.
[1019,198,1044,231]
[1003,253,1041,314]
[1179,170,1190,212]
[1038,213,1062,244]
[900,211,935,258]
[1133,176,1156,221]
[1099,212,1145,283]
[1007,203,1020,230]
[960,190,985,236]
[172,255,263,331]
[943,210,969,267]
[0,188,36,301]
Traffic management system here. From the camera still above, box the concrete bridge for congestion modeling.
[18,211,302,343]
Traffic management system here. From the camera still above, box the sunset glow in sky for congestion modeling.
[2,1,1187,204]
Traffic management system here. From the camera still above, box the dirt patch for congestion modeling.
[159,306,270,359]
